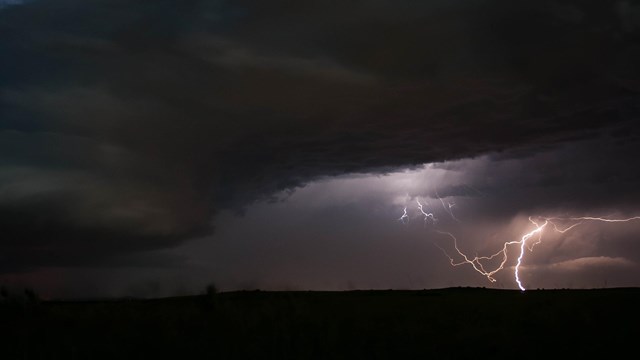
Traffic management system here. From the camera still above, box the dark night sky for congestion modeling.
[1,0,640,298]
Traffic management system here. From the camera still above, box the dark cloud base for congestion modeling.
[1,0,639,273]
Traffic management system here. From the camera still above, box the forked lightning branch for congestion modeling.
[398,198,640,291]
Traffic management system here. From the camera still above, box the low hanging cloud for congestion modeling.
[1,0,639,272]
[544,256,635,271]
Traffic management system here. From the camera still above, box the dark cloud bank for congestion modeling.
[1,0,639,281]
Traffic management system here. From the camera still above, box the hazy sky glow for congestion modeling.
[2,0,640,298]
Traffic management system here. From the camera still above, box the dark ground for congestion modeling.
[1,287,638,359]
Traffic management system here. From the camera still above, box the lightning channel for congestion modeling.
[399,205,640,291]
[416,199,436,225]
[398,207,409,224]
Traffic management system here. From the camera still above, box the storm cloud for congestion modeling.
[1,0,640,290]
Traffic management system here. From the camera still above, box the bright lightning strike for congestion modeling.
[399,203,640,291]
[443,216,640,291]
[416,199,436,225]
[514,218,547,291]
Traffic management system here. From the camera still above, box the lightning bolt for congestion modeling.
[514,217,547,291]
[398,207,409,224]
[400,204,640,291]
[433,218,546,287]
[441,216,640,291]
[416,199,436,225]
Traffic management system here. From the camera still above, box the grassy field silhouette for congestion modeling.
[2,287,638,359]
